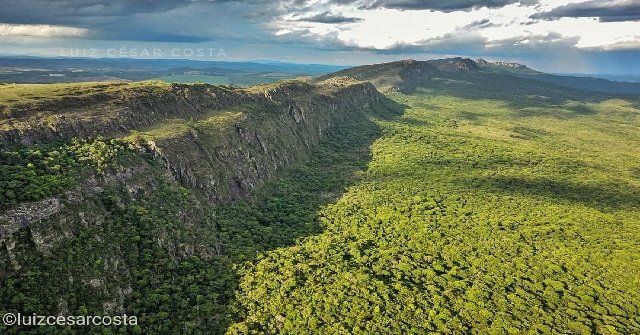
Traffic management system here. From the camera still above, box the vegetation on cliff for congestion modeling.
[0,138,132,208]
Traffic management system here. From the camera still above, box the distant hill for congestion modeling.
[315,59,438,92]
[476,59,538,73]
[318,57,640,95]
[511,72,640,95]
[476,59,640,95]
[563,73,640,83]
[0,56,344,75]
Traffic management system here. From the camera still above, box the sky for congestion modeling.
[0,0,639,74]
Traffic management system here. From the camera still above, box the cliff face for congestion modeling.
[1,79,382,201]
[132,80,383,201]
[0,78,386,318]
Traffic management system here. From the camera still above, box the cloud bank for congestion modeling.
[0,0,639,73]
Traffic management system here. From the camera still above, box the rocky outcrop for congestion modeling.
[493,61,527,69]
[476,59,533,71]
[427,57,478,72]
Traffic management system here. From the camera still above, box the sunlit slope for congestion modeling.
[228,80,640,334]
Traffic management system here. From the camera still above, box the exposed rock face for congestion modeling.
[476,58,530,70]
[0,79,383,203]
[428,57,478,72]
[0,198,63,268]
[493,61,527,69]
[133,79,383,202]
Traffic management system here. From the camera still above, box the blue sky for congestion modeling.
[0,0,639,74]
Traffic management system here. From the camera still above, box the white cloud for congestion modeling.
[268,0,640,51]
[0,23,89,38]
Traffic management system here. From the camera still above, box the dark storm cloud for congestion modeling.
[0,0,277,42]
[533,0,640,22]
[0,0,195,24]
[295,12,362,23]
[330,0,537,12]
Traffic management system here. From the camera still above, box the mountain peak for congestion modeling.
[428,57,478,72]
[400,59,418,65]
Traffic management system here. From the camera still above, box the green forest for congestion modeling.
[1,76,640,334]
[225,90,640,334]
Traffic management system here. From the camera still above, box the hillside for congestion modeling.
[319,57,640,95]
[2,59,640,334]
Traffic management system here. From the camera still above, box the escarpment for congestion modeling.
[0,79,385,248]
[1,78,383,202]
[134,79,383,201]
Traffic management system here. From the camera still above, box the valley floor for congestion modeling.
[226,92,640,334]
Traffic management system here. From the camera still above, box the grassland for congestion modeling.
[126,109,247,142]
[0,82,168,107]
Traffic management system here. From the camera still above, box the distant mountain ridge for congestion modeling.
[318,57,640,95]
[0,56,347,85]
[0,56,345,74]
[3,55,640,94]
